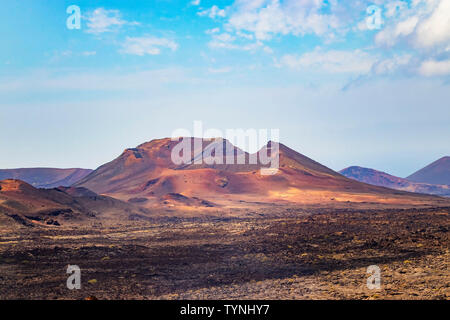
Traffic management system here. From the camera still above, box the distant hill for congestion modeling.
[340,166,450,197]
[0,168,93,188]
[407,156,450,185]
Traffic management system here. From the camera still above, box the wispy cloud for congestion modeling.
[225,0,342,41]
[419,59,450,77]
[85,8,138,34]
[49,50,97,62]
[278,49,376,74]
[207,31,264,52]
[374,0,450,50]
[120,36,178,56]
[196,0,450,80]
[0,68,192,93]
[198,5,226,19]
[208,39,263,51]
[200,0,349,60]
[205,27,220,34]
[371,54,413,75]
[371,0,450,77]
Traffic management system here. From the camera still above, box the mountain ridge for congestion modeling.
[340,166,450,197]
[0,168,93,189]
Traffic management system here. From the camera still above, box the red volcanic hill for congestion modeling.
[0,179,148,228]
[340,166,450,197]
[0,168,92,189]
[74,138,443,207]
[407,156,450,185]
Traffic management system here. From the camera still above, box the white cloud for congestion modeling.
[209,39,263,51]
[263,46,273,54]
[279,49,376,74]
[372,54,412,75]
[120,37,178,56]
[419,59,450,76]
[191,0,201,6]
[226,0,341,41]
[203,0,344,53]
[385,1,408,18]
[50,50,97,61]
[205,27,220,34]
[198,5,226,19]
[415,0,450,48]
[375,16,419,46]
[367,0,450,78]
[375,0,450,49]
[85,8,137,34]
[60,50,73,57]
[214,33,236,42]
[355,18,370,32]
[236,31,254,40]
[207,30,263,51]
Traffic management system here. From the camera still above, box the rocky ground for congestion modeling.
[0,207,448,300]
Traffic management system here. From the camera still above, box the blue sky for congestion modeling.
[0,0,449,177]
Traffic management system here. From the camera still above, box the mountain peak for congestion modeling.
[340,166,386,175]
[74,136,375,203]
[407,156,450,185]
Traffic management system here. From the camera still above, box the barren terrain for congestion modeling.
[1,206,448,300]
